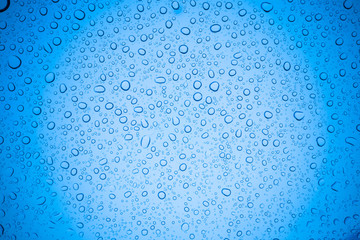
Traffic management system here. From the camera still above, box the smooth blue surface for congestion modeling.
[0,0,360,239]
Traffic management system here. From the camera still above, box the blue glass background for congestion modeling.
[0,0,360,239]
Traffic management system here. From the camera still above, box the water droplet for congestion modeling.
[120,80,131,91]
[210,24,221,33]
[261,2,273,12]
[283,61,291,71]
[140,135,151,148]
[221,188,231,197]
[74,10,86,20]
[179,44,188,54]
[209,81,219,91]
[181,27,191,35]
[316,137,326,147]
[22,136,31,144]
[8,55,21,69]
[155,76,166,84]
[158,191,166,200]
[181,223,189,232]
[293,111,304,121]
[45,72,55,83]
[94,85,106,93]
[264,111,273,119]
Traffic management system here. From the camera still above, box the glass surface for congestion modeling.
[0,0,359,239]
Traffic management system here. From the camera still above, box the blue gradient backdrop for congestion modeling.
[0,0,360,239]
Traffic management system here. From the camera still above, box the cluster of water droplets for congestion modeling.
[0,0,360,239]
